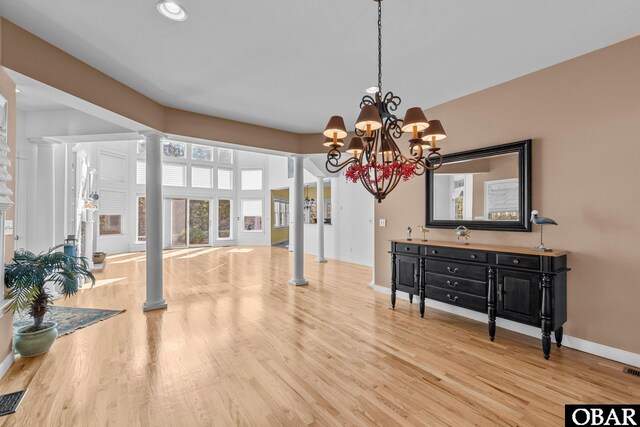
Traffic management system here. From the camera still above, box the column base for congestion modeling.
[288,278,309,286]
[315,257,327,263]
[142,299,168,312]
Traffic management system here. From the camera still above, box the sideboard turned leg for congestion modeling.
[419,258,425,318]
[555,326,564,348]
[391,253,397,309]
[541,274,553,359]
[487,266,496,341]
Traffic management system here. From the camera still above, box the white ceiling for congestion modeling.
[1,0,639,133]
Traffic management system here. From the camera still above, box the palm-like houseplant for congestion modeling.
[4,249,95,357]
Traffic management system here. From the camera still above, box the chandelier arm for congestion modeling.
[325,156,357,174]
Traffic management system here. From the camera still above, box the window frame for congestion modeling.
[136,195,147,243]
[99,214,122,236]
[241,197,264,233]
[272,198,289,229]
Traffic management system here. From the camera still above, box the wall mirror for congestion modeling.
[426,140,532,232]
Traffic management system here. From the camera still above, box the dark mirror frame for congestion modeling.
[425,139,532,232]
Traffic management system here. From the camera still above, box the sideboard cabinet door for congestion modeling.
[395,255,420,295]
[496,269,541,326]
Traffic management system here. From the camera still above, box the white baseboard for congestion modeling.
[371,284,640,368]
[0,351,14,380]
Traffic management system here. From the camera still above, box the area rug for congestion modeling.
[13,306,125,337]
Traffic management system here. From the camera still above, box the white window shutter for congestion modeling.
[241,169,262,190]
[192,166,213,188]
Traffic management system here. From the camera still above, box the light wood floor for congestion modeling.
[1,246,638,426]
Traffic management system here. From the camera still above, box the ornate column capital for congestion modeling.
[138,130,167,142]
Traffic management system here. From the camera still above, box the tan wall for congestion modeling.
[0,65,15,371]
[0,67,15,263]
[375,35,640,354]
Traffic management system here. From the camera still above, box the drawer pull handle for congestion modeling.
[431,250,437,254]
[447,267,458,274]
[405,247,411,251]
[447,294,459,302]
[470,254,477,259]
[446,280,458,288]
[513,259,520,265]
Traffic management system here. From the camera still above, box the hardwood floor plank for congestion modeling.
[1,246,638,426]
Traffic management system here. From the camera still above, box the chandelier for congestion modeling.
[323,0,448,203]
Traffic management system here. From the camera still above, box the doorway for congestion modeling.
[169,198,212,248]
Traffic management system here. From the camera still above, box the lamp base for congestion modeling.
[534,245,553,252]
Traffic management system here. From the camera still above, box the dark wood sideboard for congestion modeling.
[389,239,570,359]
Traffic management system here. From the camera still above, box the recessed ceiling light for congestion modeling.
[157,1,187,21]
[15,88,21,94]
[365,86,379,94]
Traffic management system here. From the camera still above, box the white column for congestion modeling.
[316,177,327,263]
[289,155,308,285]
[141,131,167,311]
[30,138,58,253]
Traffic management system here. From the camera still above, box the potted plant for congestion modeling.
[4,249,95,357]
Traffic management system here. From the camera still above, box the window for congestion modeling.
[99,215,121,235]
[273,199,289,228]
[218,199,232,239]
[163,141,186,158]
[137,196,146,242]
[485,178,520,221]
[192,166,213,188]
[163,163,187,187]
[189,200,210,245]
[241,169,262,191]
[217,168,233,190]
[242,199,263,231]
[218,148,233,164]
[136,160,146,185]
[191,144,213,162]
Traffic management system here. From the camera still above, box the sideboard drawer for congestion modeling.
[425,286,487,313]
[395,243,420,255]
[425,259,487,282]
[496,253,540,270]
[423,246,488,263]
[425,273,487,297]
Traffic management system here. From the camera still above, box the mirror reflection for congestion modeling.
[432,152,520,221]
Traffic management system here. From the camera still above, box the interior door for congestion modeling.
[188,199,211,246]
[496,269,541,326]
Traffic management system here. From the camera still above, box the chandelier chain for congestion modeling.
[377,0,382,95]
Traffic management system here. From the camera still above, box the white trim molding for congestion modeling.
[0,351,14,380]
[371,284,640,368]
